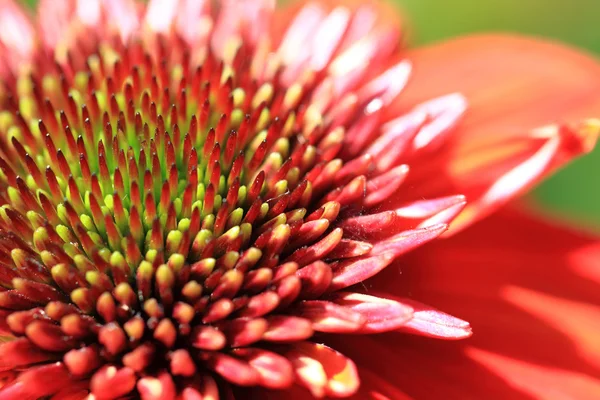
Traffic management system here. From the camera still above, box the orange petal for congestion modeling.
[390,34,600,133]
[392,117,600,233]
[447,119,600,231]
[360,207,600,398]
[383,34,600,231]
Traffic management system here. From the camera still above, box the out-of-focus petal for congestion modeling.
[273,0,402,89]
[103,0,140,41]
[0,0,35,76]
[174,0,211,44]
[359,207,600,398]
[391,34,600,133]
[211,0,275,61]
[37,0,75,49]
[144,0,180,34]
[382,35,600,231]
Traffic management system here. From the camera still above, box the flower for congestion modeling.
[0,0,599,398]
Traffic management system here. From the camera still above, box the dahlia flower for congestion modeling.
[0,0,599,398]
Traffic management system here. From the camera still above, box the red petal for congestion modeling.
[48,380,90,400]
[348,367,412,400]
[217,317,268,347]
[326,292,413,333]
[330,252,395,292]
[361,207,600,398]
[8,362,72,398]
[395,298,472,339]
[289,300,365,333]
[296,261,333,299]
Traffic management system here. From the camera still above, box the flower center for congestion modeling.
[0,31,375,396]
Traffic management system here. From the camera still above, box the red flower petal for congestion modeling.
[289,300,366,333]
[361,207,600,398]
[394,297,472,339]
[326,292,413,333]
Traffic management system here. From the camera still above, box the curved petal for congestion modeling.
[360,207,600,398]
[391,34,600,132]
[384,35,600,231]
[325,292,413,333]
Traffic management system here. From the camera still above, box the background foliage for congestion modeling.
[19,0,600,228]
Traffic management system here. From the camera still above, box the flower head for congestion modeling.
[0,0,600,399]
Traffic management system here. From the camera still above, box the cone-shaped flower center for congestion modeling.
[0,2,475,399]
[0,20,398,398]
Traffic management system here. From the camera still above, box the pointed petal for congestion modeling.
[394,297,472,339]
[370,224,447,256]
[289,300,366,333]
[330,252,396,292]
[385,35,600,232]
[326,292,413,333]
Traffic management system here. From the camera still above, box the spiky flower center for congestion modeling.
[0,22,389,397]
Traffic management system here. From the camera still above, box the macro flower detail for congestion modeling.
[1,0,600,399]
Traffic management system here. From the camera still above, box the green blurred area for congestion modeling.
[396,0,600,228]
[19,0,600,227]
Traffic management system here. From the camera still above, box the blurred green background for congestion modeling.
[19,0,600,228]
